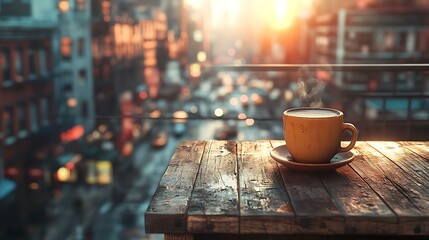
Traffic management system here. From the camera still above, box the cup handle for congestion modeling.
[338,123,358,152]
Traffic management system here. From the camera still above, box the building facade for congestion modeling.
[310,2,429,139]
[57,0,95,132]
[0,0,58,236]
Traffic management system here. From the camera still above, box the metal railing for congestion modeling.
[205,63,429,140]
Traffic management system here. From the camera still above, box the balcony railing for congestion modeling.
[204,63,429,140]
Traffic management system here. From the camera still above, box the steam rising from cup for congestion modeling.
[296,65,332,107]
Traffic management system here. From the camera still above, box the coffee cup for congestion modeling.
[283,107,358,164]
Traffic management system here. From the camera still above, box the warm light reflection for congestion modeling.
[173,111,189,123]
[58,0,70,12]
[246,118,255,126]
[57,167,70,182]
[284,90,294,102]
[229,97,239,106]
[189,63,201,78]
[96,161,112,184]
[92,131,101,140]
[98,124,107,133]
[197,51,206,62]
[240,94,249,103]
[29,183,40,190]
[150,109,162,118]
[214,108,224,117]
[122,142,134,157]
[238,113,247,120]
[67,98,78,107]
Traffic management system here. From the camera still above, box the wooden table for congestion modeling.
[145,140,429,239]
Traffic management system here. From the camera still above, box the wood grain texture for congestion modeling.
[145,141,429,238]
[165,234,193,240]
[239,141,294,234]
[319,156,396,235]
[368,141,429,184]
[356,142,429,235]
[270,140,345,235]
[187,141,239,233]
[401,141,429,160]
[145,141,207,233]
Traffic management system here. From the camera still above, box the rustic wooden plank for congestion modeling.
[165,234,194,240]
[367,141,429,184]
[187,141,239,233]
[270,140,345,235]
[401,141,429,161]
[171,234,429,240]
[145,141,208,233]
[353,141,429,235]
[239,141,294,234]
[319,144,397,235]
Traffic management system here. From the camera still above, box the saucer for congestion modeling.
[270,145,355,172]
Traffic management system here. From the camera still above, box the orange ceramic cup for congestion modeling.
[283,107,358,164]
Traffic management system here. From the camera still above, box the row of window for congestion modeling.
[61,37,86,60]
[0,98,52,145]
[91,20,158,60]
[315,30,429,54]
[58,0,87,13]
[0,43,51,87]
[93,62,111,82]
[91,35,145,60]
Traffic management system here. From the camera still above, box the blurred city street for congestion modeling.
[2,0,429,239]
[37,60,285,240]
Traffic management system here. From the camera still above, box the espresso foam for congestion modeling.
[286,109,339,118]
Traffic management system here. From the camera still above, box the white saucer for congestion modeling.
[270,145,355,172]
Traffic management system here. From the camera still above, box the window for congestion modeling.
[75,0,86,11]
[14,48,23,82]
[81,101,88,117]
[92,39,100,59]
[79,69,86,83]
[40,98,49,126]
[104,36,112,57]
[417,30,429,52]
[102,64,111,81]
[63,83,73,92]
[29,102,38,132]
[28,48,37,77]
[0,0,31,17]
[356,32,373,52]
[61,37,73,60]
[4,107,15,144]
[1,48,12,86]
[384,32,395,50]
[78,38,85,57]
[38,49,47,75]
[18,104,27,138]
[399,32,407,51]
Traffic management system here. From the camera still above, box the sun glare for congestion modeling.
[270,0,300,30]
